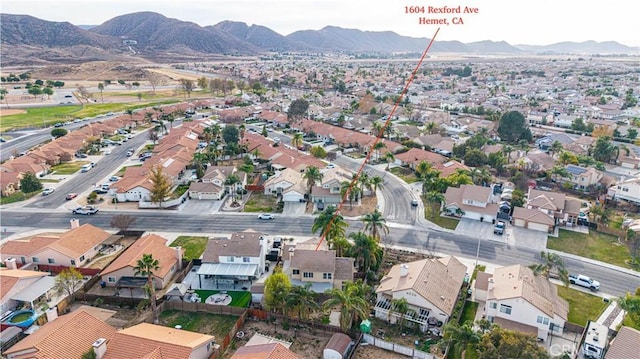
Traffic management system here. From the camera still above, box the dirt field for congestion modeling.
[354,345,409,359]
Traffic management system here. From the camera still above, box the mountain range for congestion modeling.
[1,12,637,65]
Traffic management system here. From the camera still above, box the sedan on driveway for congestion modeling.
[258,213,275,220]
[109,176,121,182]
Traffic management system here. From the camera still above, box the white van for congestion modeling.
[80,164,92,173]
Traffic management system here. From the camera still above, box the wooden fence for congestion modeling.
[362,333,434,358]
[34,264,101,276]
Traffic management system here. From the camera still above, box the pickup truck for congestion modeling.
[72,206,99,215]
[569,274,600,292]
[494,221,506,235]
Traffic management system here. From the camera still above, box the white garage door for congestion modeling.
[528,222,549,232]
[514,218,526,228]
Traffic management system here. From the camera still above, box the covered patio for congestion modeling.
[11,276,56,314]
[195,263,257,290]
[115,277,149,299]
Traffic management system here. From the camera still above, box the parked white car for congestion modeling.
[41,188,55,196]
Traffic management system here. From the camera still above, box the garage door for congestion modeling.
[514,218,526,228]
[527,222,550,232]
[282,192,304,202]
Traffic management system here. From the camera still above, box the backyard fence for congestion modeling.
[362,333,434,359]
[247,309,344,335]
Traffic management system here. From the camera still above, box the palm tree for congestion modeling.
[302,166,323,196]
[348,232,379,276]
[391,297,409,332]
[287,283,318,321]
[384,151,395,170]
[502,144,514,164]
[312,206,348,249]
[415,161,431,180]
[291,132,304,151]
[370,176,383,193]
[424,121,437,134]
[550,140,564,158]
[134,254,161,324]
[358,172,370,195]
[361,209,389,242]
[425,191,445,217]
[340,181,360,210]
[372,142,386,162]
[528,251,570,287]
[323,281,371,332]
[440,321,480,358]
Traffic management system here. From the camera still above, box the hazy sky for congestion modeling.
[2,0,639,47]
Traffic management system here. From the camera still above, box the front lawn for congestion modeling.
[194,290,251,308]
[426,213,460,230]
[169,236,208,260]
[159,310,238,338]
[244,192,280,213]
[50,161,89,175]
[459,301,479,325]
[556,285,608,326]
[0,191,39,205]
[548,229,632,268]
[389,167,418,183]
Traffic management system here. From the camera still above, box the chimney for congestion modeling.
[400,264,409,277]
[46,306,58,322]
[92,338,108,359]
[488,277,495,292]
[4,257,17,270]
[174,246,183,271]
[70,218,80,229]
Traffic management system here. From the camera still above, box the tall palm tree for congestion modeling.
[340,181,360,210]
[291,132,304,151]
[372,142,386,162]
[287,283,318,321]
[312,206,348,249]
[323,281,371,332]
[425,191,445,217]
[415,161,431,180]
[384,151,395,170]
[358,172,370,195]
[391,297,409,332]
[370,176,383,193]
[528,251,569,287]
[502,144,514,164]
[302,166,323,196]
[348,232,379,276]
[361,209,389,242]
[134,254,161,324]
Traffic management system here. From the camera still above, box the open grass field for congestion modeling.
[548,229,632,268]
[169,236,208,260]
[556,285,608,326]
[0,191,39,205]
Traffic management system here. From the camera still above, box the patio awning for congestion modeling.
[116,277,148,288]
[11,276,56,303]
[197,263,258,277]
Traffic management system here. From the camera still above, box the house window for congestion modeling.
[70,260,76,266]
[107,276,116,283]
[544,317,549,325]
[292,269,300,275]
[32,257,39,263]
[229,256,235,262]
[48,258,55,264]
[303,272,314,278]
[20,257,26,264]
[79,255,85,261]
[323,273,332,280]
[499,304,512,315]
[490,302,497,309]
[243,257,250,263]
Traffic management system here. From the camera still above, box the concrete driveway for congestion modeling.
[454,218,548,251]
[282,202,306,216]
[179,198,224,214]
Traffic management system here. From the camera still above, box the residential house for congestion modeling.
[189,165,242,200]
[102,323,216,359]
[100,233,182,290]
[263,167,306,202]
[527,188,582,225]
[310,168,353,206]
[0,221,114,267]
[564,164,604,190]
[111,166,154,202]
[443,184,499,222]
[608,177,640,205]
[618,155,640,169]
[604,326,640,359]
[283,238,355,293]
[374,256,467,332]
[0,171,22,197]
[0,268,54,314]
[2,309,117,359]
[479,265,568,341]
[394,148,448,170]
[196,229,269,289]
